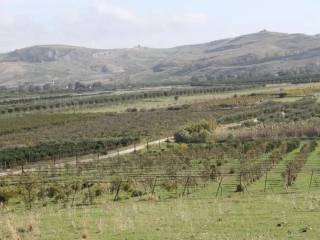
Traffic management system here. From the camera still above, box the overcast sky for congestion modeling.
[0,0,319,52]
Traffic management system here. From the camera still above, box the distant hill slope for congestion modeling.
[1,31,320,88]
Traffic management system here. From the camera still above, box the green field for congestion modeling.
[1,141,320,239]
[1,190,320,239]
[2,83,320,240]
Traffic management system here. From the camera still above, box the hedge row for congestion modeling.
[0,86,247,114]
[0,136,139,169]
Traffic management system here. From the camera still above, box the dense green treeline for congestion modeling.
[0,136,139,169]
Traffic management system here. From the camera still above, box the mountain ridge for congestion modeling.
[1,31,320,88]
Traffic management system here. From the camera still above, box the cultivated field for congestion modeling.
[1,83,320,240]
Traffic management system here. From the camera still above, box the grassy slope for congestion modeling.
[2,85,320,239]
[249,145,303,193]
[2,143,320,240]
[294,141,320,192]
[1,194,320,240]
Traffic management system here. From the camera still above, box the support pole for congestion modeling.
[71,183,78,207]
[264,171,268,192]
[309,170,314,191]
[114,181,122,201]
[21,162,25,175]
[182,177,190,196]
[75,152,78,168]
[151,177,157,195]
[216,177,223,197]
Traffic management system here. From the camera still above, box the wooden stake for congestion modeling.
[182,177,190,196]
[21,162,25,175]
[216,177,223,197]
[264,171,268,192]
[114,181,122,201]
[151,177,157,195]
[309,170,314,191]
[71,183,78,207]
[75,152,78,168]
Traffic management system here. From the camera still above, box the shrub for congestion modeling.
[174,129,191,143]
[174,119,217,143]
[0,192,8,204]
[279,92,287,98]
[286,140,300,153]
[235,184,244,192]
[126,108,138,112]
[131,190,143,198]
[46,185,60,198]
[161,180,178,192]
[122,181,134,193]
[266,141,282,153]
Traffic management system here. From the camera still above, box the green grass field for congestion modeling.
[294,142,320,192]
[1,191,320,239]
[249,145,303,194]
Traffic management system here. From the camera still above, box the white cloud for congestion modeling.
[93,0,141,24]
[0,0,211,52]
[172,13,209,26]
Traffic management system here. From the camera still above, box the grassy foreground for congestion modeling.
[1,193,320,240]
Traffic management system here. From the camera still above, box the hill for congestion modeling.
[1,30,320,88]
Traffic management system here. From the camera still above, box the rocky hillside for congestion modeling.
[1,31,320,88]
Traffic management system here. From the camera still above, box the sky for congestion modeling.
[0,0,319,53]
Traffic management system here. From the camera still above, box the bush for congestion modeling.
[266,141,282,153]
[174,120,216,143]
[0,192,8,204]
[46,185,60,198]
[235,184,244,192]
[279,92,287,98]
[286,140,300,153]
[0,186,19,204]
[174,129,191,143]
[310,140,318,152]
[131,190,143,198]
[122,181,134,193]
[126,108,138,112]
[161,181,178,192]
